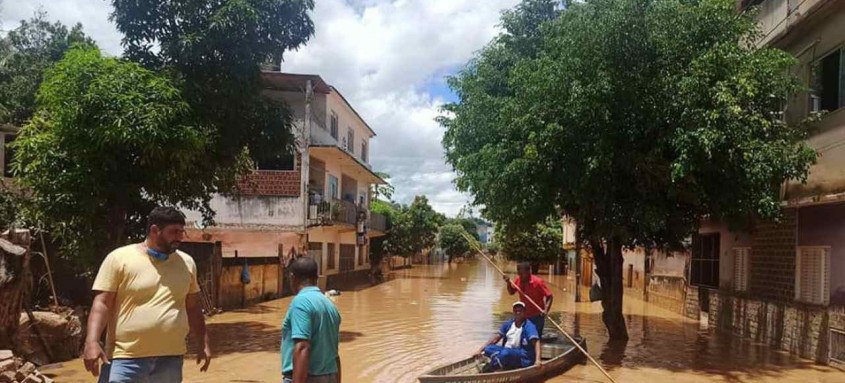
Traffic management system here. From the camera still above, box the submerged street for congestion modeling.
[49,262,842,383]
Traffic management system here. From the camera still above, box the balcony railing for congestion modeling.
[369,211,387,233]
[308,198,359,226]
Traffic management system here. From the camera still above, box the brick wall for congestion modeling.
[709,290,844,364]
[237,170,301,197]
[749,209,797,302]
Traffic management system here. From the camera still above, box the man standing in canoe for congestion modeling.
[503,262,554,335]
[476,301,541,372]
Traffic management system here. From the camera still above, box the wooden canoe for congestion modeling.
[418,336,587,383]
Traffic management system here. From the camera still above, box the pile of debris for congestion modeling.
[0,350,53,383]
[15,307,83,365]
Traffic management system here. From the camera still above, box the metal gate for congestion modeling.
[339,244,355,273]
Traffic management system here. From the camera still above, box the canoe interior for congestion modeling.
[418,336,587,383]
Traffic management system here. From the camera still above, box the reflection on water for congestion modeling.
[49,261,844,383]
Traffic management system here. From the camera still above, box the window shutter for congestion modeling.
[796,247,831,305]
[733,248,749,291]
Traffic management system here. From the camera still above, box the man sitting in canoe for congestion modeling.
[476,301,542,372]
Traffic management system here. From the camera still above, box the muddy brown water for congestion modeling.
[49,261,844,382]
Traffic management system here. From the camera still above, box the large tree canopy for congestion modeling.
[0,13,94,125]
[440,0,816,340]
[109,0,316,203]
[13,47,209,267]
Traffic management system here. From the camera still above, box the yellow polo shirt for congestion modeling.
[92,244,200,359]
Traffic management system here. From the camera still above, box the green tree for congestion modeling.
[109,0,316,196]
[437,223,474,263]
[440,0,816,340]
[406,195,445,259]
[448,217,480,241]
[372,171,395,201]
[0,12,94,125]
[369,199,402,265]
[496,221,562,266]
[12,47,210,268]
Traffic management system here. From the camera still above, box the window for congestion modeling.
[809,48,845,113]
[328,175,339,199]
[795,246,830,305]
[347,128,354,154]
[732,247,750,292]
[330,112,339,139]
[3,134,16,178]
[361,140,368,163]
[690,233,720,289]
[326,242,336,270]
[255,149,295,170]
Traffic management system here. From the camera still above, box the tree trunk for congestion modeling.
[592,237,629,341]
[0,231,32,350]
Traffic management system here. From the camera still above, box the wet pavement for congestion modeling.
[49,261,845,382]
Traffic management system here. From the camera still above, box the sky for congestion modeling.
[1,0,520,217]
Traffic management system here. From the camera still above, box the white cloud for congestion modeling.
[283,0,519,216]
[2,0,518,216]
[1,0,123,55]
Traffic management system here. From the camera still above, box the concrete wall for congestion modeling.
[185,195,303,229]
[184,229,300,259]
[798,203,845,305]
[709,290,845,364]
[778,5,845,202]
[621,248,646,290]
[325,90,373,165]
[218,263,281,310]
[751,0,829,47]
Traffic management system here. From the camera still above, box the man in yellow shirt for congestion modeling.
[83,206,212,383]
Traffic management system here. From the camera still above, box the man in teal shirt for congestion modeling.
[282,257,342,383]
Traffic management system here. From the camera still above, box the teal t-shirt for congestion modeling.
[281,286,342,375]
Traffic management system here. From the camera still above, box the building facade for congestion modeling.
[681,0,845,367]
[183,72,388,291]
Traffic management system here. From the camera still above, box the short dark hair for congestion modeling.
[147,206,186,232]
[517,262,532,272]
[290,256,319,280]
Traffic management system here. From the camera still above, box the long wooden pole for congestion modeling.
[38,231,59,309]
[462,233,619,383]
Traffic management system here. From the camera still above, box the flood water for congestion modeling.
[50,261,844,382]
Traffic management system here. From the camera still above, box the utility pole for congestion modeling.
[574,221,582,302]
[301,80,313,254]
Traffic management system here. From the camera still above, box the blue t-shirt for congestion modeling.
[498,319,540,362]
[282,286,342,375]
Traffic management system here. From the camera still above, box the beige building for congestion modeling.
[183,72,387,291]
[682,0,845,366]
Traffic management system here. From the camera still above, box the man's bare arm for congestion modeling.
[83,291,115,377]
[186,293,211,372]
[293,339,311,383]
